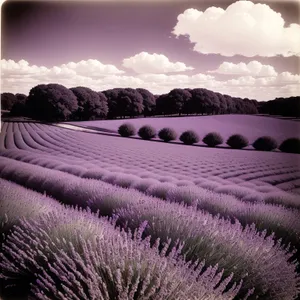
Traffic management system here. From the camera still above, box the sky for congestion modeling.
[1,0,300,101]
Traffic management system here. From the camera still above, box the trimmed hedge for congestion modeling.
[117,124,299,155]
[118,123,136,137]
[138,125,157,140]
[227,134,249,149]
[179,131,199,145]
[158,128,177,142]
[202,132,223,147]
[279,138,300,154]
[253,136,278,151]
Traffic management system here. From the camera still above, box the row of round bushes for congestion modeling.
[118,123,300,153]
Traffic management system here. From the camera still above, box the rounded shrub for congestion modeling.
[158,128,177,142]
[226,134,249,149]
[202,132,223,147]
[179,130,199,145]
[118,123,136,137]
[279,138,300,154]
[138,125,157,140]
[252,136,278,151]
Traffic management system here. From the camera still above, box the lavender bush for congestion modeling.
[115,201,299,299]
[1,204,242,300]
[146,182,177,199]
[1,155,300,250]
[0,179,60,241]
[130,178,161,192]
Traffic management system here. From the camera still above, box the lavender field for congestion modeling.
[2,0,300,298]
[68,115,300,145]
[0,120,300,299]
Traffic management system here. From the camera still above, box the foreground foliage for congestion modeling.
[0,162,299,299]
[0,179,243,300]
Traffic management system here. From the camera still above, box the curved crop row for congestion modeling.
[2,123,297,183]
[1,124,298,213]
[1,140,299,212]
[0,157,299,299]
[1,151,299,243]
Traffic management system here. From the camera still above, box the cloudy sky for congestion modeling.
[1,0,300,101]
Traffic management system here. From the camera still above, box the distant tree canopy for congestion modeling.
[26,84,78,121]
[136,88,156,117]
[70,87,108,120]
[103,88,144,118]
[155,88,259,116]
[1,93,17,110]
[258,96,300,117]
[155,94,169,115]
[10,94,28,116]
[3,84,299,121]
[166,88,192,115]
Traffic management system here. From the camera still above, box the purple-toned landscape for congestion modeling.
[68,114,300,144]
[1,0,300,300]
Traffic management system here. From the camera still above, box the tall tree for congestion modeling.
[103,88,144,118]
[189,89,215,115]
[259,96,300,117]
[1,93,17,110]
[26,84,78,121]
[166,88,192,115]
[70,87,108,120]
[10,94,28,116]
[136,88,156,117]
[216,92,227,114]
[155,94,169,115]
[103,88,122,119]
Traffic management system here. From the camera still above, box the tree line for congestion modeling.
[258,96,300,118]
[1,83,299,121]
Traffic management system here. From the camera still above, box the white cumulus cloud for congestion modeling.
[1,59,299,101]
[173,1,300,57]
[209,61,278,76]
[227,72,300,87]
[1,59,124,79]
[122,52,194,74]
[61,59,124,77]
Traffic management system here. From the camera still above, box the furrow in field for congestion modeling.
[1,122,299,210]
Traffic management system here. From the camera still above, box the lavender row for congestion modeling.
[0,157,299,298]
[1,149,300,243]
[0,179,242,300]
[18,122,300,203]
[2,122,295,175]
[1,134,299,214]
[2,122,298,199]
